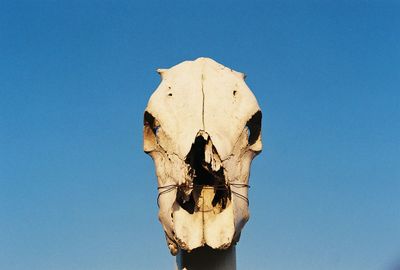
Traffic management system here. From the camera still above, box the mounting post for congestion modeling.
[176,245,236,270]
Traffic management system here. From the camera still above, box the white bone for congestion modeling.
[144,57,262,255]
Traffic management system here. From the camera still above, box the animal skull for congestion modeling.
[143,57,262,255]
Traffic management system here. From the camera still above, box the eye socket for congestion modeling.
[144,111,160,135]
[245,110,262,145]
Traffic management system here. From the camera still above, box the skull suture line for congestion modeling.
[143,58,262,255]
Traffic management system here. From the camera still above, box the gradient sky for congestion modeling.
[1,1,399,269]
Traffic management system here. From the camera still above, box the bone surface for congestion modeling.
[144,57,262,255]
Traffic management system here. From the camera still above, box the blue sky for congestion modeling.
[1,1,399,269]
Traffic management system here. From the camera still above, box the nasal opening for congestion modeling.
[176,132,231,214]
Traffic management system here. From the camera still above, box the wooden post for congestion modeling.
[176,245,236,270]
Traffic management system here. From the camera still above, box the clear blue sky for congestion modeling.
[1,1,399,269]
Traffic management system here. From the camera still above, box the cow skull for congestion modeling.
[143,58,262,255]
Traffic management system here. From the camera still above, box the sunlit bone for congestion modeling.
[144,57,262,255]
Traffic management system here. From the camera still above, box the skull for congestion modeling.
[143,58,262,255]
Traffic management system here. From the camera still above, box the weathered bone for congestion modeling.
[144,57,262,255]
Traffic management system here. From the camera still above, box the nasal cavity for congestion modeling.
[183,133,230,211]
[184,133,225,185]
